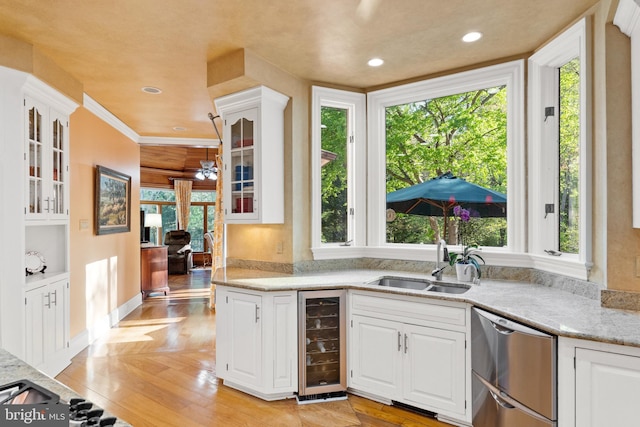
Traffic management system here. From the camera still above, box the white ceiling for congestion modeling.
[0,0,598,139]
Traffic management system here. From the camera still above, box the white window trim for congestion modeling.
[311,87,366,259]
[528,17,592,280]
[365,60,525,264]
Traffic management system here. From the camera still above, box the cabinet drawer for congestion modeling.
[351,292,466,327]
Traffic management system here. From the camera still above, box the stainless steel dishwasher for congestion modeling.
[471,307,557,427]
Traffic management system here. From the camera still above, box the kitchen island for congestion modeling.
[0,348,131,426]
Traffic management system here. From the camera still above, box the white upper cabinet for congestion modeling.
[24,80,75,222]
[215,86,289,224]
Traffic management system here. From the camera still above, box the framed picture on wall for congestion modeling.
[95,165,131,235]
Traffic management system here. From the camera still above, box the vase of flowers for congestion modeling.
[449,205,484,282]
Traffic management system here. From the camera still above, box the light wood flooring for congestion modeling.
[56,269,454,427]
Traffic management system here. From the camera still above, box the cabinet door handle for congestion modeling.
[255,305,260,323]
[44,292,51,309]
[51,290,57,306]
[397,332,402,351]
[44,197,51,213]
[404,333,408,354]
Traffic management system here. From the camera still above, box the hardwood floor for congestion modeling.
[56,269,454,427]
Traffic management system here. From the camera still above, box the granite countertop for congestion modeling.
[213,267,640,348]
[0,349,131,427]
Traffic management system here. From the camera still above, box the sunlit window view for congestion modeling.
[384,86,508,246]
[559,58,580,254]
[320,106,349,243]
[141,189,216,252]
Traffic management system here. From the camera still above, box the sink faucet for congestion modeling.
[464,264,481,285]
[431,239,450,281]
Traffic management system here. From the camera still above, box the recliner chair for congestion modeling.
[164,230,193,274]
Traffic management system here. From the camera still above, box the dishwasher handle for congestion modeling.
[473,371,553,424]
[473,307,553,338]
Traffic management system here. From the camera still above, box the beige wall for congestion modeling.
[209,49,312,266]
[602,13,640,290]
[68,107,141,338]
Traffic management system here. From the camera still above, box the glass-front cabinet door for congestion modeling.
[50,112,67,217]
[215,85,288,224]
[26,100,44,217]
[225,108,259,221]
[25,97,69,220]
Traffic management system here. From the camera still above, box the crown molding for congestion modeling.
[614,0,640,37]
[83,94,139,142]
[138,136,220,147]
[24,75,79,115]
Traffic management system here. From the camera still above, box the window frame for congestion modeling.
[140,188,217,253]
[311,87,367,259]
[366,60,526,264]
[528,17,592,279]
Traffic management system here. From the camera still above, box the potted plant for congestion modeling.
[448,205,485,281]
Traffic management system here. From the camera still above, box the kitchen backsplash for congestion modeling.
[225,257,603,301]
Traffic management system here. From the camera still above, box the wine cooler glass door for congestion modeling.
[299,289,346,396]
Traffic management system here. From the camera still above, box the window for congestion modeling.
[529,18,591,279]
[384,85,508,247]
[559,58,581,254]
[141,188,216,253]
[311,87,366,258]
[367,61,525,260]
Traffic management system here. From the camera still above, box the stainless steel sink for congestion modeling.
[374,276,470,294]
[376,277,431,290]
[427,284,470,294]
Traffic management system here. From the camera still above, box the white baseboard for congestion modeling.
[67,292,143,360]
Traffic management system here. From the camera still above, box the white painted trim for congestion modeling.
[67,329,89,359]
[69,292,142,356]
[23,75,78,116]
[310,246,369,260]
[138,136,220,147]
[528,18,592,280]
[83,93,139,142]
[614,0,640,36]
[367,60,526,253]
[311,86,366,250]
[110,292,143,326]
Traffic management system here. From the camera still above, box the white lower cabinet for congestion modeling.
[225,291,262,388]
[350,315,402,399]
[24,278,69,376]
[216,285,297,400]
[402,323,466,413]
[559,337,640,427]
[349,291,470,424]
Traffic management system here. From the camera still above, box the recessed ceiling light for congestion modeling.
[368,58,384,67]
[462,32,483,43]
[141,86,162,94]
[173,126,187,131]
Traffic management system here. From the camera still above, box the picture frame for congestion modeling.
[95,165,131,235]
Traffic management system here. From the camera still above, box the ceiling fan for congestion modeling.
[196,148,217,180]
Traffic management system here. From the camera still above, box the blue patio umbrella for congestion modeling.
[386,172,507,237]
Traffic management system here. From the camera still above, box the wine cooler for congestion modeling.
[298,289,347,402]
